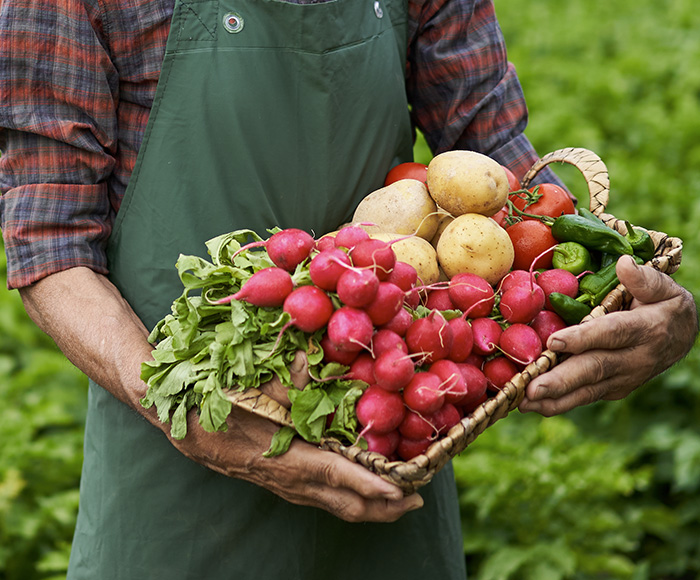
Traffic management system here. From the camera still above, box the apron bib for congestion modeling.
[68,1,466,578]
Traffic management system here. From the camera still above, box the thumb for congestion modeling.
[616,255,680,305]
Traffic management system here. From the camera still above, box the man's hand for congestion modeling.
[19,267,423,523]
[520,255,698,416]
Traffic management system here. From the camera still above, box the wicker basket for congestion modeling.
[228,148,683,495]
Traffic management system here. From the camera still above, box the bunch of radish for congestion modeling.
[225,219,582,463]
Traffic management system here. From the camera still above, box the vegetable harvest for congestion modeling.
[141,148,663,465]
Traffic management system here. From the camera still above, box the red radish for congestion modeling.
[397,436,432,461]
[308,248,352,291]
[446,317,473,363]
[327,306,374,352]
[349,239,396,280]
[455,363,488,407]
[405,310,453,364]
[499,270,534,294]
[356,385,406,433]
[433,403,462,435]
[399,409,438,440]
[215,267,293,307]
[386,261,418,292]
[535,268,579,310]
[380,307,413,337]
[464,352,485,368]
[371,329,408,357]
[448,273,495,318]
[530,310,568,344]
[373,349,415,392]
[425,288,454,311]
[483,356,519,391]
[315,235,336,252]
[320,333,360,366]
[461,391,489,415]
[403,371,445,414]
[348,352,375,384]
[265,228,315,272]
[362,429,400,457]
[499,323,543,367]
[283,285,334,333]
[404,288,421,309]
[363,282,404,326]
[336,268,380,308]
[471,317,502,356]
[334,225,370,250]
[499,283,545,324]
[429,359,468,405]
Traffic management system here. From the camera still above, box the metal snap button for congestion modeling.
[223,12,244,33]
[373,0,383,18]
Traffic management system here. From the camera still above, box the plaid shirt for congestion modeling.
[0,0,559,289]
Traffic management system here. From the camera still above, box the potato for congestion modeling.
[352,179,439,241]
[426,150,508,217]
[369,232,440,286]
[436,213,514,285]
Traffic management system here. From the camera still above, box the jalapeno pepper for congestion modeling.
[549,214,634,256]
[576,207,606,224]
[549,292,592,325]
[552,242,594,275]
[578,261,619,307]
[624,221,656,261]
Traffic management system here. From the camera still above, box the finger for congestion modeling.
[616,255,681,305]
[271,442,424,522]
[546,309,645,355]
[520,374,630,416]
[258,351,310,407]
[289,350,310,390]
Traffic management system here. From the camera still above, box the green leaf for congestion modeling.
[264,426,297,457]
[288,388,335,443]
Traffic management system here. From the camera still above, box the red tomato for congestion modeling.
[384,162,428,186]
[502,165,521,192]
[506,220,557,271]
[512,183,575,219]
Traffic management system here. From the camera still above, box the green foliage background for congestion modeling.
[1,0,699,578]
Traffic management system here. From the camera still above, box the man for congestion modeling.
[1,0,696,578]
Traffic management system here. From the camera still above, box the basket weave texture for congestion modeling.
[227,148,683,495]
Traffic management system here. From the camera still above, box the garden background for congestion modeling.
[1,0,699,578]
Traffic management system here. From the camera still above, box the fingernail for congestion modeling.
[549,338,566,351]
[407,494,424,511]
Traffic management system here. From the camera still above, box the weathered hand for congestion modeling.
[19,267,423,524]
[169,403,424,523]
[519,255,698,416]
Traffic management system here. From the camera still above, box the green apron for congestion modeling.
[67,0,466,578]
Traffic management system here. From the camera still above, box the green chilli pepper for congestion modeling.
[549,292,592,325]
[578,261,620,307]
[549,214,634,256]
[576,207,606,224]
[552,242,594,275]
[624,221,655,261]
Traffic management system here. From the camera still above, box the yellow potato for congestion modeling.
[426,150,508,217]
[369,232,440,286]
[352,179,439,241]
[436,213,514,284]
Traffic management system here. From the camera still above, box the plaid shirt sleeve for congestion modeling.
[407,0,564,185]
[0,0,119,289]
[0,0,170,290]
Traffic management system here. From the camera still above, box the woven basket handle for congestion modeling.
[520,147,610,216]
